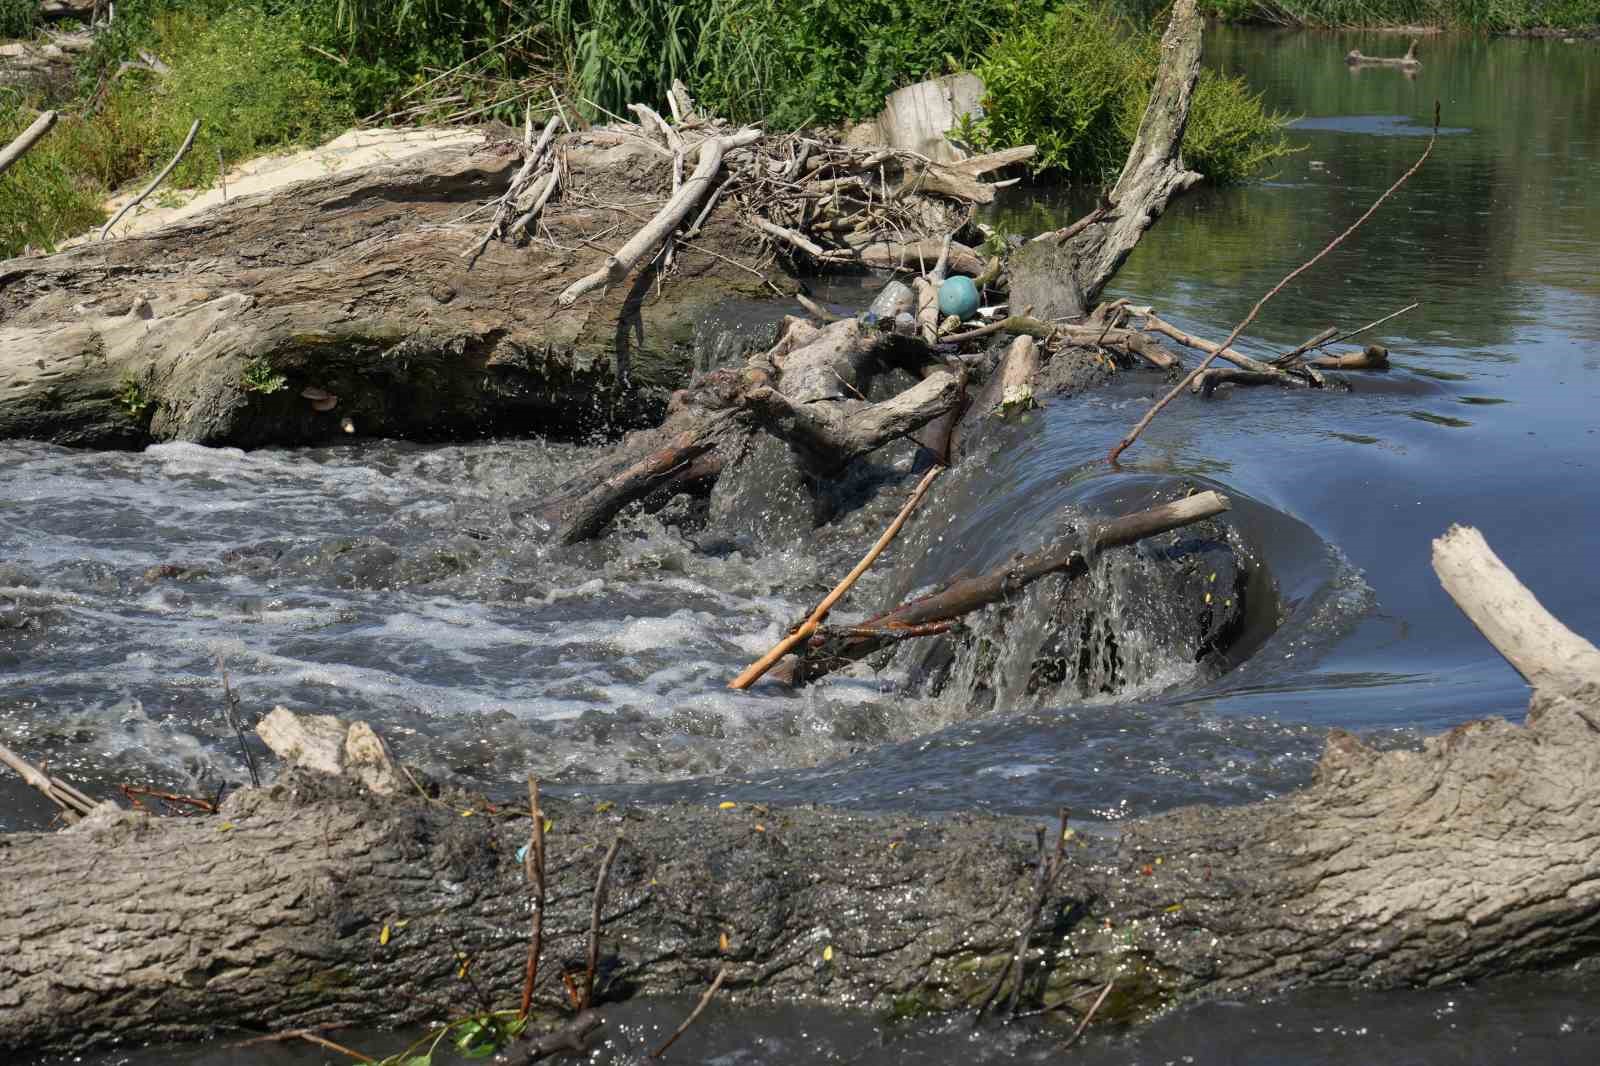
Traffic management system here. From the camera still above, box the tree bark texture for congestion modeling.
[0,134,786,448]
[1009,0,1205,320]
[4,673,1600,1054]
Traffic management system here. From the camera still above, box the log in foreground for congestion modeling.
[4,525,1599,1055]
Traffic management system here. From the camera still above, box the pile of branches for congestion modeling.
[464,81,1025,292]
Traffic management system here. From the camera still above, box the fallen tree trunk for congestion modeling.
[4,527,1598,1053]
[536,315,960,542]
[1010,0,1207,320]
[0,136,785,447]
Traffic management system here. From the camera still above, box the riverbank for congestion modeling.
[1202,0,1600,33]
[1,0,1295,258]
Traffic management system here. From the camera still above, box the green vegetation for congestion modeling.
[1200,0,1599,30]
[241,359,289,395]
[118,374,152,418]
[0,0,36,38]
[963,4,1292,183]
[550,0,1060,129]
[0,102,107,252]
[3,0,1295,258]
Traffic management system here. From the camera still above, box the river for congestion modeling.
[6,25,1599,1066]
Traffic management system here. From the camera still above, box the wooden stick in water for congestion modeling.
[729,464,943,690]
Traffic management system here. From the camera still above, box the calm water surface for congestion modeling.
[8,27,1600,1066]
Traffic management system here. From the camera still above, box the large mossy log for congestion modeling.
[0,134,784,448]
[4,639,1599,1050]
[3,688,1598,1051]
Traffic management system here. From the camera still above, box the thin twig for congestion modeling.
[730,465,943,690]
[650,966,729,1058]
[519,776,546,1020]
[1108,104,1440,463]
[1326,301,1421,349]
[101,118,201,240]
[977,808,1071,1023]
[218,655,260,788]
[0,740,98,820]
[1062,979,1115,1050]
[583,834,625,1010]
[297,1031,376,1063]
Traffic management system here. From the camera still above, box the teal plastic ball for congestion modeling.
[937,275,980,320]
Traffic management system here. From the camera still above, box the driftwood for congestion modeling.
[536,316,960,543]
[2,101,1023,449]
[1309,344,1390,370]
[100,118,201,240]
[1008,0,1206,322]
[730,464,943,690]
[1109,105,1438,462]
[1347,40,1421,68]
[770,490,1230,686]
[4,531,1597,1054]
[0,110,57,178]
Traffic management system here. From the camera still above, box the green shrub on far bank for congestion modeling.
[0,0,36,40]
[966,4,1292,184]
[1199,0,1599,30]
[0,102,107,256]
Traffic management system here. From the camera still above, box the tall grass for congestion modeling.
[1201,0,1600,28]
[0,0,37,39]
[0,99,106,256]
[548,0,1061,127]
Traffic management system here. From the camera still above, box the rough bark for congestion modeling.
[4,662,1600,1054]
[1009,0,1205,319]
[0,134,785,448]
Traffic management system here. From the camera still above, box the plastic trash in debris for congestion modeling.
[868,279,916,319]
[937,275,980,320]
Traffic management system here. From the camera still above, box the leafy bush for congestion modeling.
[965,3,1292,183]
[0,0,36,39]
[0,100,107,257]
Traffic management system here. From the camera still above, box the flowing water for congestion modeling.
[8,26,1600,1066]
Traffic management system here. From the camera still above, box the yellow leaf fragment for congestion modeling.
[718,801,738,810]
[719,932,730,953]
[823,945,834,962]
[380,924,391,946]
[595,800,614,814]
[543,817,554,833]
[216,822,236,832]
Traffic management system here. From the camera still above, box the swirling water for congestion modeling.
[8,26,1600,1066]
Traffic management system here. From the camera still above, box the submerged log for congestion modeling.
[3,526,1597,1053]
[772,490,1231,686]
